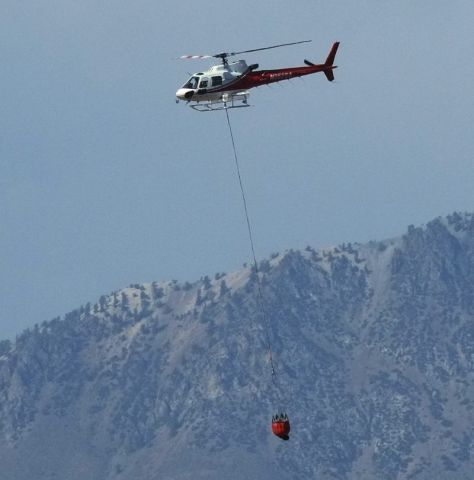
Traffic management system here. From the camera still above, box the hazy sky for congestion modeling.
[1,1,473,339]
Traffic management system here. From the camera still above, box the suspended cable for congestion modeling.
[224,106,278,383]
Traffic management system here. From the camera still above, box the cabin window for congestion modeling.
[183,76,199,89]
[211,76,223,87]
[199,78,209,88]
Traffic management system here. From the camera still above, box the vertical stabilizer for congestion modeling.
[325,42,340,66]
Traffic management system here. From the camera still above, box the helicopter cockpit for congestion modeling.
[183,76,200,89]
[182,74,226,90]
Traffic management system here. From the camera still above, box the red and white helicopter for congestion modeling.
[176,40,339,111]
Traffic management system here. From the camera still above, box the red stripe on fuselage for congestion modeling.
[210,64,334,93]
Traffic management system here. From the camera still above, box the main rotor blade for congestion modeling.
[229,40,312,56]
[179,55,213,60]
[179,40,312,61]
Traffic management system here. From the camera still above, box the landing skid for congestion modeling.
[190,92,251,112]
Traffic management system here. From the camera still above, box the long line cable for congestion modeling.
[224,106,278,384]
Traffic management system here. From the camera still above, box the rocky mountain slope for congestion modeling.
[1,212,473,479]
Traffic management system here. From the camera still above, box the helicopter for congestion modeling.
[176,40,339,111]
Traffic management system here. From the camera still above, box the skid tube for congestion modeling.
[190,92,251,112]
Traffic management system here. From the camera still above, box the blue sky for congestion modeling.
[1,0,473,339]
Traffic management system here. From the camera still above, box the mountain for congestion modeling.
[1,212,473,479]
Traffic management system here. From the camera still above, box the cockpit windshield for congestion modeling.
[183,76,199,89]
